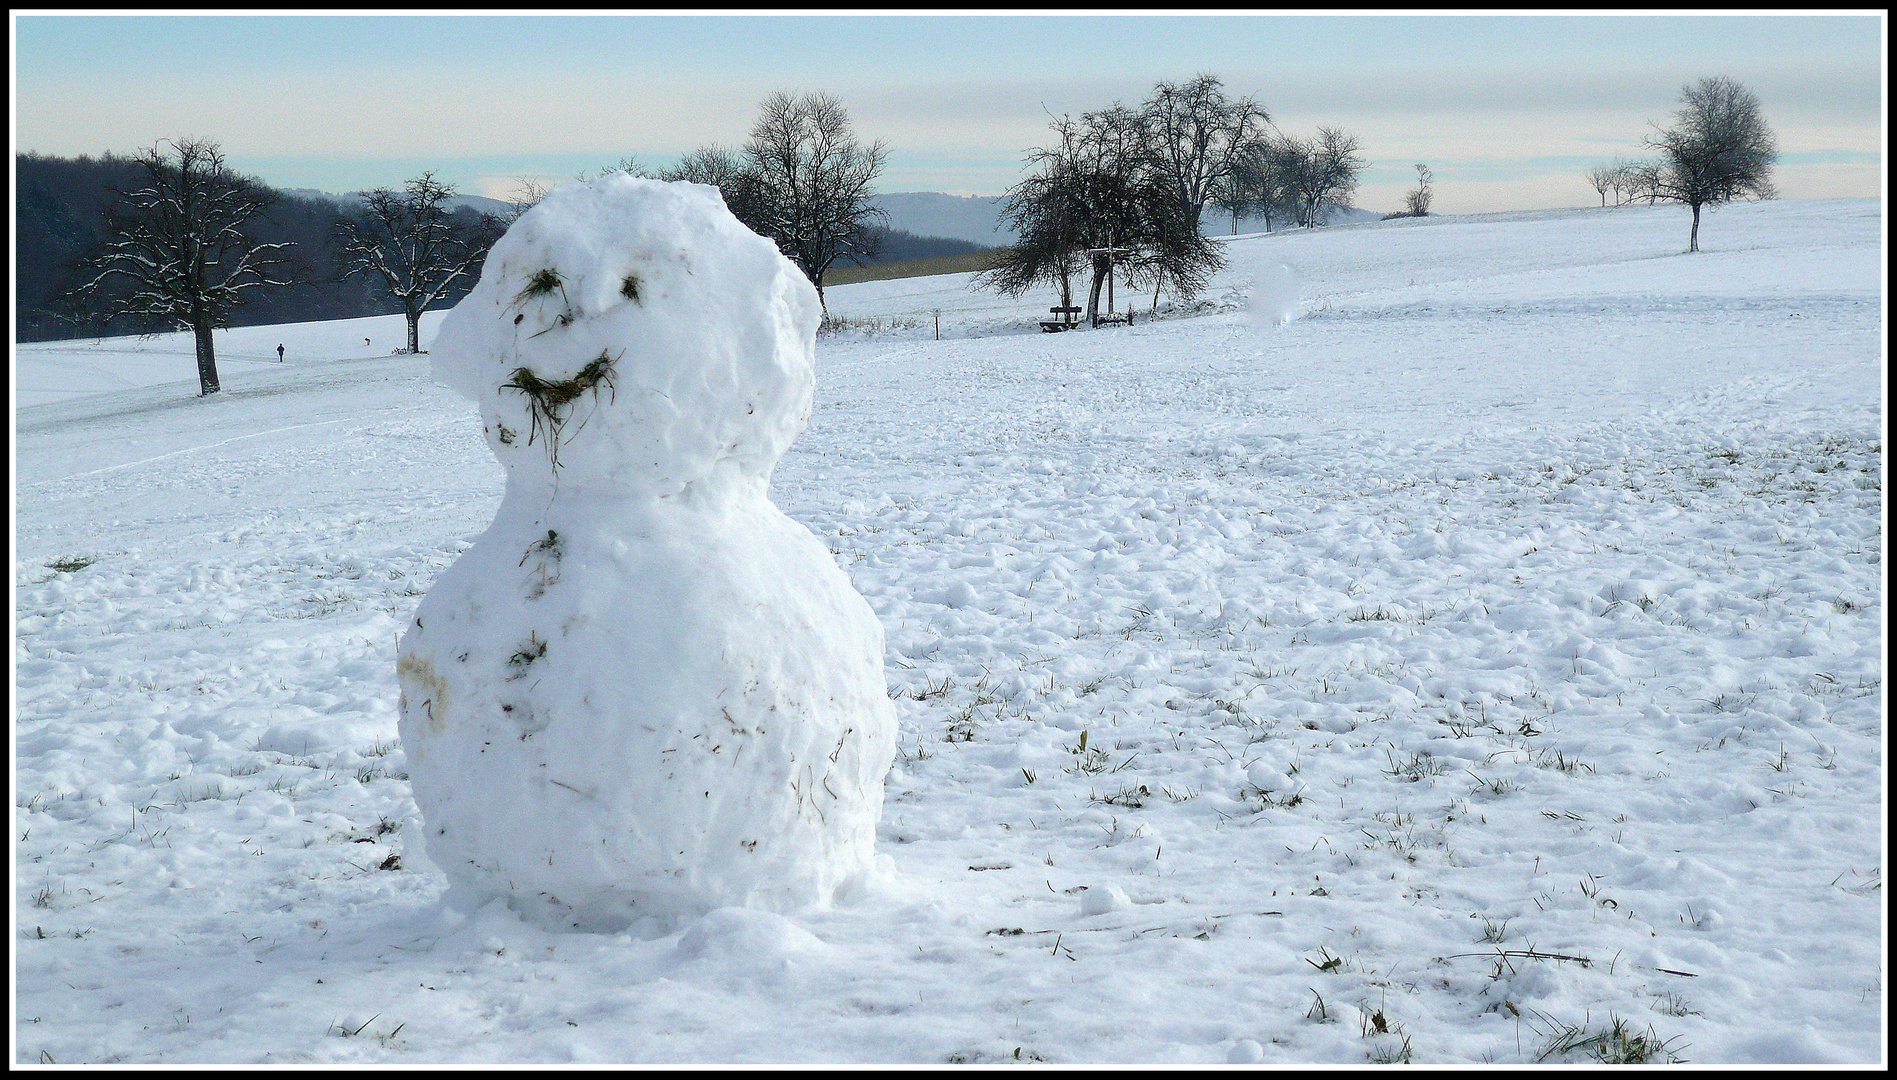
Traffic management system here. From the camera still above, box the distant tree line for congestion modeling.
[1217,125,1370,233]
[1582,75,1778,252]
[975,73,1370,325]
[18,109,966,394]
[16,149,421,347]
[17,140,513,395]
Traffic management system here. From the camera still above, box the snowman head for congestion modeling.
[432,175,821,499]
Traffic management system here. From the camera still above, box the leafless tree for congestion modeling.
[1403,163,1435,217]
[579,156,654,182]
[66,137,293,396]
[659,143,772,235]
[1618,159,1661,204]
[1217,136,1301,232]
[1585,161,1643,208]
[742,90,888,312]
[660,144,743,188]
[1586,164,1617,207]
[976,161,1088,316]
[977,108,1135,324]
[977,106,1219,325]
[1606,160,1638,206]
[507,176,551,222]
[334,172,505,354]
[1281,128,1367,228]
[1638,75,1778,251]
[1139,73,1271,235]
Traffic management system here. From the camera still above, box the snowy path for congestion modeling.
[13,199,1883,1064]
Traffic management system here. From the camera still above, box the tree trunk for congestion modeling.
[1689,203,1701,252]
[1085,252,1111,325]
[406,310,422,354]
[193,319,220,396]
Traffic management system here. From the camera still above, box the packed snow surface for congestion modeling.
[1244,256,1302,329]
[399,177,898,929]
[13,198,1884,1064]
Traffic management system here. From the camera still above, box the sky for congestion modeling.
[10,12,1885,215]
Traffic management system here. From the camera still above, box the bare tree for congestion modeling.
[1217,136,1301,232]
[977,108,1138,325]
[659,143,773,236]
[975,164,1088,315]
[1403,163,1435,217]
[1067,105,1155,322]
[1606,160,1638,206]
[65,137,293,396]
[1638,75,1778,252]
[660,144,743,187]
[579,156,654,182]
[334,172,505,354]
[1139,73,1271,235]
[743,90,888,312]
[1210,164,1254,234]
[507,176,551,222]
[1619,159,1660,203]
[977,106,1220,325]
[1586,161,1644,208]
[1281,128,1367,228]
[1585,162,1616,205]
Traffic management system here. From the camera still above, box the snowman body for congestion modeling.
[397,177,897,930]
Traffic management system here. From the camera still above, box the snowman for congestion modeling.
[396,176,898,931]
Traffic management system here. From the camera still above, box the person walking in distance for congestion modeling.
[277,343,285,362]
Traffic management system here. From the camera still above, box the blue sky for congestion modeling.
[12,13,1884,214]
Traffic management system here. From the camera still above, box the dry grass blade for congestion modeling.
[501,350,621,468]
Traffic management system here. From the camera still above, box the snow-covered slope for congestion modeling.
[13,198,1883,1065]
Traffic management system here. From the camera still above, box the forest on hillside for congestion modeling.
[16,152,412,342]
[14,152,991,344]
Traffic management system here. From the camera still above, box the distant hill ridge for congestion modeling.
[871,192,1012,248]
[288,186,994,261]
[15,149,1370,344]
[12,159,999,343]
[283,188,517,218]
[294,185,1367,246]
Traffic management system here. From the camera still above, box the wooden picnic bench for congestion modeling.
[1040,305,1083,332]
[1093,309,1134,328]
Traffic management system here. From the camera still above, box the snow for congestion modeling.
[13,197,1884,1064]
[13,318,406,409]
[400,176,898,929]
[1243,256,1302,328]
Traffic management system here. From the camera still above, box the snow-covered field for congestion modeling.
[12,198,1884,1064]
